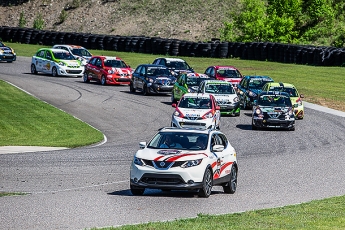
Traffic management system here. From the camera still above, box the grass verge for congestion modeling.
[0,80,103,147]
[93,195,345,230]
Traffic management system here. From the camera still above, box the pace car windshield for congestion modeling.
[147,132,209,150]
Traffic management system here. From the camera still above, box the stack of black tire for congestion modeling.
[1,26,344,66]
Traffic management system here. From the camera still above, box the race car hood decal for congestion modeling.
[214,94,238,100]
[58,59,81,67]
[0,47,13,53]
[178,108,212,117]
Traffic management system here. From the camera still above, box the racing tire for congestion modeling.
[252,121,258,130]
[31,64,37,74]
[52,67,58,77]
[129,82,136,92]
[242,99,248,110]
[83,73,90,83]
[198,167,213,198]
[130,185,145,196]
[101,75,107,85]
[171,93,177,104]
[143,84,149,96]
[223,165,237,194]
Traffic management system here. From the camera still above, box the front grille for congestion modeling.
[116,78,131,82]
[142,160,186,169]
[66,70,82,74]
[140,173,185,185]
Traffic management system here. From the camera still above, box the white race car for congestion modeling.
[198,80,240,116]
[31,48,84,77]
[171,93,221,130]
[52,44,92,66]
[130,127,238,197]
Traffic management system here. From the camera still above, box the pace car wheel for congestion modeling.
[31,64,37,74]
[52,67,58,77]
[83,73,90,83]
[223,165,237,194]
[130,185,145,196]
[101,75,107,85]
[129,82,136,92]
[143,84,149,96]
[198,167,213,198]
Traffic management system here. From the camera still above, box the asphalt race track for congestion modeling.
[1,57,345,230]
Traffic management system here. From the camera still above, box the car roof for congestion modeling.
[182,92,213,98]
[39,48,69,52]
[156,57,186,62]
[203,80,232,85]
[212,65,239,70]
[245,75,273,80]
[265,82,296,88]
[259,91,290,97]
[158,127,217,135]
[138,64,167,68]
[53,44,85,49]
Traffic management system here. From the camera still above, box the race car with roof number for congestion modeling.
[171,93,221,130]
[237,75,274,109]
[31,48,84,77]
[204,65,243,90]
[262,82,304,119]
[130,127,238,198]
[0,41,16,63]
[198,80,240,116]
[83,55,132,85]
[252,91,295,131]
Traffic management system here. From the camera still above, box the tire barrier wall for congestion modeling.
[1,26,345,67]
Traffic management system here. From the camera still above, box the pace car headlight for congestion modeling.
[181,159,203,168]
[108,69,114,74]
[58,61,66,66]
[133,156,144,166]
[248,91,257,97]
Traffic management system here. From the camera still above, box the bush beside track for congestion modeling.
[1,26,345,67]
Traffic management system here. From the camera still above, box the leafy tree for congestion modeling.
[18,11,26,28]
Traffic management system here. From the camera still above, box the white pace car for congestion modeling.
[171,93,221,130]
[130,127,238,197]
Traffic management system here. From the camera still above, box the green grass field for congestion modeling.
[1,42,345,229]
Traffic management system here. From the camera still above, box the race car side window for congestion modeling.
[89,58,97,66]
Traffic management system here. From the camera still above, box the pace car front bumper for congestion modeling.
[130,162,205,190]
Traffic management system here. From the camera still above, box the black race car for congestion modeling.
[130,64,176,95]
[0,41,16,63]
[252,91,295,131]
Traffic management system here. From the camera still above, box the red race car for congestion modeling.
[83,56,133,85]
[204,65,243,89]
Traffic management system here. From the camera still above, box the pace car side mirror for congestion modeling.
[172,103,177,108]
[300,94,304,98]
[139,142,146,149]
[216,106,220,110]
[212,145,224,152]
